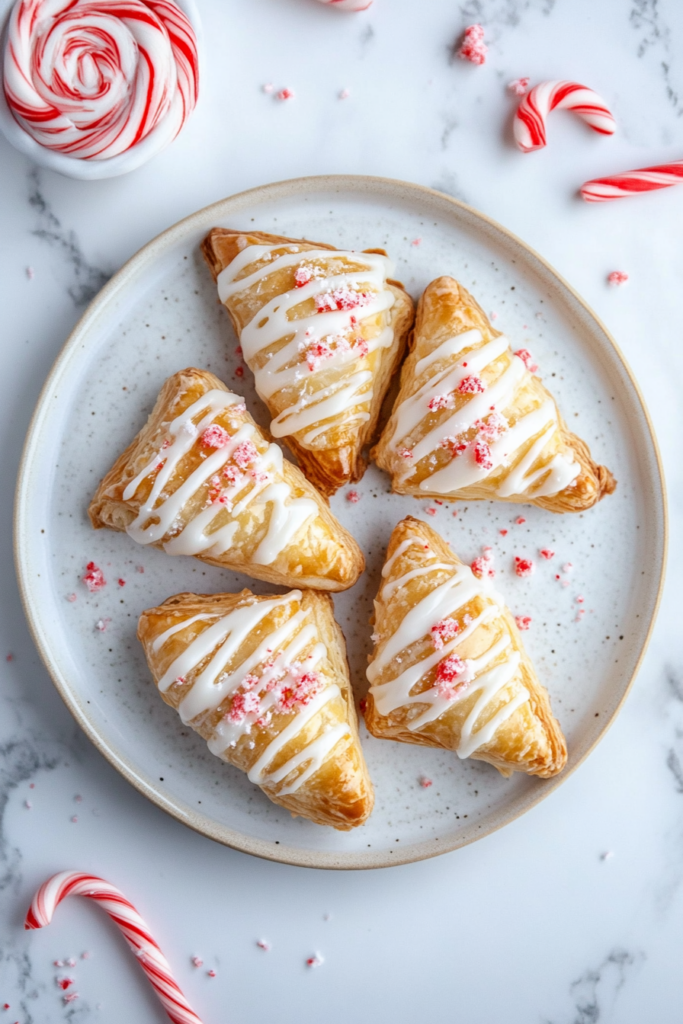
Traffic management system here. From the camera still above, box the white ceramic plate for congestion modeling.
[15,176,666,869]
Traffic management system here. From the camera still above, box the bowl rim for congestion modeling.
[13,173,668,869]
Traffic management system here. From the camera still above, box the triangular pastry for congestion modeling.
[138,588,374,829]
[372,276,615,512]
[364,517,567,778]
[201,228,415,495]
[89,368,363,591]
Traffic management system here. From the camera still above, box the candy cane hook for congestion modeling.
[25,871,204,1024]
[581,160,683,201]
[514,81,616,153]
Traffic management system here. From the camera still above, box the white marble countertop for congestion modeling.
[1,0,683,1020]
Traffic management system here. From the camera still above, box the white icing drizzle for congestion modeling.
[151,593,349,795]
[367,550,529,759]
[122,388,317,566]
[388,328,579,498]
[216,243,397,445]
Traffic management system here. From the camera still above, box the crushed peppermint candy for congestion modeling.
[232,440,259,469]
[346,490,360,503]
[275,667,323,713]
[457,23,487,65]
[262,83,273,94]
[63,992,79,1004]
[227,691,262,725]
[277,87,294,100]
[563,562,574,573]
[95,618,111,632]
[515,615,532,631]
[499,529,508,536]
[56,977,74,991]
[458,375,486,394]
[234,366,244,378]
[515,516,526,525]
[514,348,538,373]
[207,969,216,978]
[257,939,271,951]
[306,953,324,968]
[473,439,493,470]
[66,593,77,602]
[508,77,530,95]
[436,654,474,699]
[295,266,313,288]
[191,956,203,967]
[425,507,437,516]
[576,595,584,604]
[420,776,433,788]
[82,562,105,592]
[514,557,534,577]
[471,546,495,579]
[607,271,629,286]
[303,337,335,371]
[118,578,126,587]
[474,411,507,441]
[540,548,554,559]
[398,447,413,459]
[428,393,455,412]
[431,618,460,650]
[315,285,371,313]
[201,425,230,449]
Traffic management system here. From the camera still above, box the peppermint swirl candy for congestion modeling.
[3,0,199,160]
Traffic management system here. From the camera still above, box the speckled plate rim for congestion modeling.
[14,175,668,870]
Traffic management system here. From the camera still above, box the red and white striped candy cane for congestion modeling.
[313,0,373,9]
[513,81,616,153]
[25,871,203,1024]
[581,161,683,201]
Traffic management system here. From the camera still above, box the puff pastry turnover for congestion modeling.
[372,276,615,512]
[364,516,567,778]
[138,588,374,829]
[89,368,363,591]
[201,228,415,495]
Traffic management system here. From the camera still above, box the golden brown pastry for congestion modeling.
[201,228,415,495]
[89,368,363,591]
[138,588,374,829]
[372,276,615,512]
[364,516,567,778]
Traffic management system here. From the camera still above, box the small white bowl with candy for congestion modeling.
[0,0,201,179]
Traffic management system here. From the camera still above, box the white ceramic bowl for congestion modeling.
[0,0,202,179]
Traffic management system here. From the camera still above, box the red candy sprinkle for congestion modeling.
[431,618,460,650]
[515,615,532,631]
[347,490,360,503]
[82,562,105,593]
[514,348,538,373]
[201,425,230,449]
[458,375,486,394]
[474,439,493,470]
[457,23,487,65]
[608,271,629,286]
[514,557,534,577]
[540,548,554,559]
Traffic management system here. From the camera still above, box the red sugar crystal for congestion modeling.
[82,562,105,593]
[431,618,460,650]
[540,548,554,559]
[515,615,532,631]
[201,425,230,449]
[346,490,360,503]
[474,439,493,470]
[458,375,486,394]
[608,271,629,286]
[232,440,259,469]
[514,348,538,373]
[458,23,487,65]
[514,557,534,577]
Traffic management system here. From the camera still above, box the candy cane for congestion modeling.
[513,81,616,153]
[581,161,683,201]
[313,0,373,9]
[25,871,204,1024]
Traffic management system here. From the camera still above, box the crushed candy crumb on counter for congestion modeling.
[540,548,554,559]
[607,271,628,286]
[26,265,35,279]
[82,562,105,592]
[420,776,433,788]
[191,956,203,968]
[66,593,77,602]
[457,23,487,64]
[515,615,532,631]
[425,507,437,516]
[262,83,274,94]
[514,557,534,578]
[306,953,324,968]
[276,87,294,100]
[514,348,538,373]
[515,516,526,525]
[508,77,529,95]
[346,490,360,503]
[207,969,216,978]
[339,87,350,99]
[411,237,422,246]
[257,939,271,951]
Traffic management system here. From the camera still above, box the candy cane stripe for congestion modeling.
[313,0,373,9]
[25,871,203,1024]
[513,80,616,153]
[581,161,683,201]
